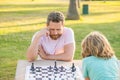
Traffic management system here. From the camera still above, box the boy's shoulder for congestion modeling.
[83,56,95,59]
[83,55,118,62]
[83,56,95,62]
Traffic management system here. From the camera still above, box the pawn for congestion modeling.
[59,66,64,72]
[48,66,52,72]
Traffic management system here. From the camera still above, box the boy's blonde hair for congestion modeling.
[81,31,114,59]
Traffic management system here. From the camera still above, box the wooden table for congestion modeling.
[15,60,82,80]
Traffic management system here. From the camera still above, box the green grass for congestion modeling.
[0,1,120,80]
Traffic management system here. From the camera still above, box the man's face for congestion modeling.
[47,21,64,40]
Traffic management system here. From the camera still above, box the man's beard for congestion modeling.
[49,34,62,40]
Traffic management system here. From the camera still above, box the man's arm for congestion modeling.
[26,36,40,62]
[39,43,75,61]
[26,28,48,62]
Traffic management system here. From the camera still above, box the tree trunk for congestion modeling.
[66,0,80,20]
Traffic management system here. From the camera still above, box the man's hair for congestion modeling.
[81,31,114,59]
[47,11,65,25]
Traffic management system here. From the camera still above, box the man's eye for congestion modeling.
[49,29,54,31]
[49,29,61,31]
[57,29,61,31]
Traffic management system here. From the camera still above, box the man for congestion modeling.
[26,11,75,62]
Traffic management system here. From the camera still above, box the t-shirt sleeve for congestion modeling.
[31,31,41,45]
[31,31,39,43]
[64,28,75,45]
[82,59,89,78]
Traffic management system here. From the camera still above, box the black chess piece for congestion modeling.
[48,66,52,72]
[54,61,58,71]
[60,66,64,72]
[54,61,57,68]
[71,63,76,72]
[30,63,35,71]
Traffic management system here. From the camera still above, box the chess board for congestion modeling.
[25,63,84,80]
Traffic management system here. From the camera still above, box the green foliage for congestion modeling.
[0,1,120,79]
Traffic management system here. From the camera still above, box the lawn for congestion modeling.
[0,0,120,80]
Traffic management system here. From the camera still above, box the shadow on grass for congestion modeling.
[0,6,67,23]
[88,11,120,16]
[0,21,45,28]
[0,4,67,8]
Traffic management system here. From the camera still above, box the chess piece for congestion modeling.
[54,61,58,71]
[30,63,35,71]
[71,63,76,72]
[60,66,64,72]
[54,61,57,68]
[48,66,52,72]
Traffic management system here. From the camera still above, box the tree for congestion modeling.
[66,0,80,20]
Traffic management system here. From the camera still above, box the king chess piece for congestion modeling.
[54,61,58,71]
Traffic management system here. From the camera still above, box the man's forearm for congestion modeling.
[45,53,73,61]
[46,43,75,61]
[26,37,40,61]
[41,43,75,61]
[26,44,38,61]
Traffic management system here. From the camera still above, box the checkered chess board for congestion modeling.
[25,65,82,80]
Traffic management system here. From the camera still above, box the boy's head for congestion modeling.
[81,31,114,59]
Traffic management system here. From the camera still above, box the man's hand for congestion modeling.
[38,45,48,59]
[36,28,49,38]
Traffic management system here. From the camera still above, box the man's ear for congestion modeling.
[46,23,49,27]
[46,25,49,30]
[46,24,49,29]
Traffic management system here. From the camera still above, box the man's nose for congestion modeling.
[53,30,58,34]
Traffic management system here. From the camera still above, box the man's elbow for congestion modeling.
[27,57,36,62]
[64,52,74,61]
[26,54,36,62]
[64,57,73,62]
